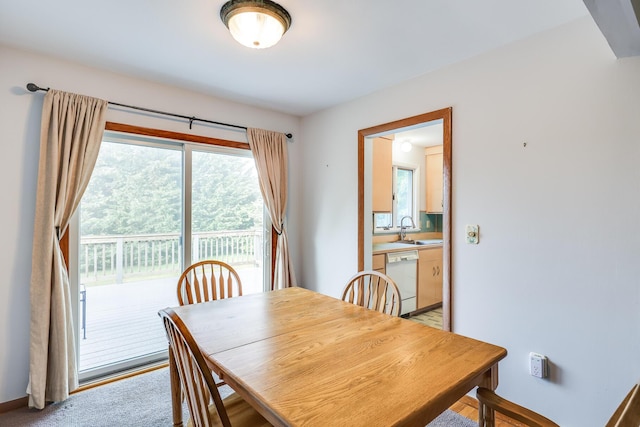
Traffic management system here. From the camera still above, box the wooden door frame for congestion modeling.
[358,108,453,330]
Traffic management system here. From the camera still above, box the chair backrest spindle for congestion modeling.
[177,260,242,306]
[341,270,402,316]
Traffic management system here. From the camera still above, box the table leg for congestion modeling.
[169,347,183,427]
[478,363,499,427]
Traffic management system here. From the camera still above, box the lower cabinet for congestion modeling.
[417,247,443,309]
[372,254,386,274]
[373,248,442,314]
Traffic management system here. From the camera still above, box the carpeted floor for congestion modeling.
[0,368,475,426]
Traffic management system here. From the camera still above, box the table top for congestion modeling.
[171,287,507,427]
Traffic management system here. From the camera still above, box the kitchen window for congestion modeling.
[394,167,414,227]
[374,165,418,231]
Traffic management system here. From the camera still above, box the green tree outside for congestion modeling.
[81,142,263,237]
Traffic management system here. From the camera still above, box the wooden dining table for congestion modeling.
[168,286,507,427]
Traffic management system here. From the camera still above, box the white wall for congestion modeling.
[299,17,640,426]
[0,45,301,404]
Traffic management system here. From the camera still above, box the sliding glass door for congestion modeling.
[71,131,269,381]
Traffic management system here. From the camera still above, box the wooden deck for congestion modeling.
[78,266,263,373]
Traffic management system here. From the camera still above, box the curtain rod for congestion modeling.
[26,83,293,139]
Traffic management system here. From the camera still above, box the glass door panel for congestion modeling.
[191,150,265,295]
[78,141,182,379]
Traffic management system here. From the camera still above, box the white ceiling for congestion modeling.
[388,121,444,148]
[0,0,599,116]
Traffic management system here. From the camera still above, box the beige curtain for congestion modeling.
[247,128,296,289]
[28,90,108,409]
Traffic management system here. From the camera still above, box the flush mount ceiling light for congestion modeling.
[401,140,413,152]
[220,0,291,49]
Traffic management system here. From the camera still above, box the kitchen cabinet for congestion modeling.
[372,254,385,274]
[372,136,392,212]
[374,243,443,314]
[417,247,443,309]
[425,145,443,213]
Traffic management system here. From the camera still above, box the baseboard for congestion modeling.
[407,302,443,316]
[0,396,28,414]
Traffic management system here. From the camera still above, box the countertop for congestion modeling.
[372,239,443,255]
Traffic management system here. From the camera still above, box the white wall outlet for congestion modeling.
[465,224,479,244]
[529,352,548,378]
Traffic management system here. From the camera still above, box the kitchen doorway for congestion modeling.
[357,108,452,330]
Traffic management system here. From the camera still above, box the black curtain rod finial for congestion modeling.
[26,83,49,92]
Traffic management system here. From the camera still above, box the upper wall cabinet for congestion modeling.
[425,145,443,213]
[372,136,393,212]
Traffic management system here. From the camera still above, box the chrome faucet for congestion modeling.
[399,216,416,241]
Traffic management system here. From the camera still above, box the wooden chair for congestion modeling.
[477,382,640,427]
[476,387,559,427]
[177,260,242,306]
[159,308,272,427]
[176,260,242,389]
[341,270,402,316]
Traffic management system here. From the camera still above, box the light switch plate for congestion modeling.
[466,224,479,244]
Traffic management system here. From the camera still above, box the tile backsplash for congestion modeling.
[421,212,443,232]
[372,212,443,235]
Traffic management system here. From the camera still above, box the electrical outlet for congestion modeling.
[529,352,548,378]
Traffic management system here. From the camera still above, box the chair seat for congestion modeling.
[186,392,272,427]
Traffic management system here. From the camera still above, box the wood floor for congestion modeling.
[407,307,443,329]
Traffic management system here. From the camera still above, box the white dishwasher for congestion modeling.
[386,250,418,316]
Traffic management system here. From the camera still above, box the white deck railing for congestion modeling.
[80,230,263,284]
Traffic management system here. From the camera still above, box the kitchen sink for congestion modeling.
[398,240,424,245]
[398,239,443,245]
